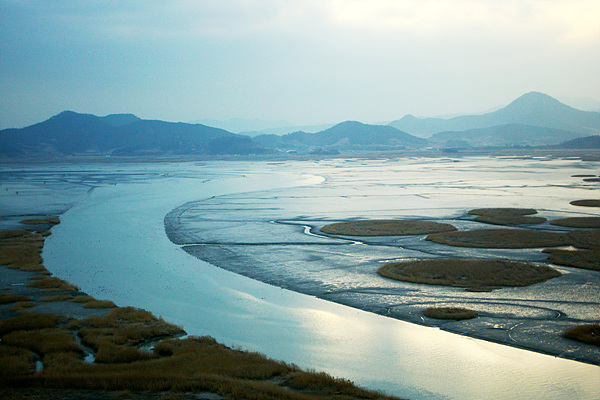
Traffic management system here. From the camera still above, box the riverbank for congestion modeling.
[0,221,403,400]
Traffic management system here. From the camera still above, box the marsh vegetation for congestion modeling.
[468,208,546,225]
[320,219,456,236]
[0,224,402,400]
[377,258,560,289]
[423,307,478,321]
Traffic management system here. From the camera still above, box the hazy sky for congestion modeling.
[1,0,599,129]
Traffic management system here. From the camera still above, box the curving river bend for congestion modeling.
[3,157,597,399]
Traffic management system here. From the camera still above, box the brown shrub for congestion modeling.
[321,219,456,236]
[82,300,117,309]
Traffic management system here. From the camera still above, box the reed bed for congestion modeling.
[321,219,456,236]
[468,208,546,225]
[377,258,560,288]
[550,217,600,228]
[570,199,600,208]
[543,249,600,271]
[426,228,570,248]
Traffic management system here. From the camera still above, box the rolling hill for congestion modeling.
[0,111,272,158]
[254,121,427,153]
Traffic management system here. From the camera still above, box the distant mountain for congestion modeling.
[0,111,272,158]
[255,121,427,153]
[429,124,586,148]
[100,113,141,127]
[389,92,600,138]
[551,135,600,149]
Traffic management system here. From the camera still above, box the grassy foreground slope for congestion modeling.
[0,223,401,400]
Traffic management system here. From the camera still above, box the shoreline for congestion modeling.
[5,158,600,399]
[0,222,404,400]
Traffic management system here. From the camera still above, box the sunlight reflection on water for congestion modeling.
[11,157,597,400]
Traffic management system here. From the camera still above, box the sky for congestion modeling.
[1,0,599,129]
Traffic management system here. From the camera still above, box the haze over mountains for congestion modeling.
[1,92,598,159]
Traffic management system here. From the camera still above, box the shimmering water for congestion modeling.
[2,157,598,399]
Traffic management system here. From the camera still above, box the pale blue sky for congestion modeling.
[1,0,599,129]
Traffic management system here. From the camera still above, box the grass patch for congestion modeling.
[377,258,561,288]
[26,277,79,292]
[82,300,117,309]
[20,217,60,225]
[423,307,478,320]
[0,230,45,271]
[468,208,546,225]
[2,328,84,356]
[0,314,60,336]
[568,229,600,250]
[68,307,186,362]
[0,345,37,378]
[543,249,600,271]
[321,219,456,236]
[40,294,74,303]
[550,217,600,228]
[72,295,117,309]
[10,301,37,311]
[0,293,31,304]
[426,228,570,248]
[570,199,600,207]
[563,324,600,346]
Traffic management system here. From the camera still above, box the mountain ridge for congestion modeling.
[389,92,600,137]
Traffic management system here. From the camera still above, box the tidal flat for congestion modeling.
[2,156,600,400]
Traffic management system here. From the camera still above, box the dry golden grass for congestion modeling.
[0,345,37,378]
[2,328,84,356]
[563,324,600,346]
[550,217,600,228]
[468,208,546,225]
[378,258,561,288]
[0,313,60,336]
[568,229,600,250]
[20,217,61,225]
[423,307,478,320]
[27,277,79,292]
[40,294,75,303]
[73,295,96,303]
[10,301,38,311]
[0,292,31,304]
[83,300,117,309]
[0,226,403,400]
[570,199,600,207]
[72,295,117,309]
[426,228,570,248]
[0,230,45,270]
[321,219,456,236]
[543,249,600,271]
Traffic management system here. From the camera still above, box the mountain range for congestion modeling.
[1,92,598,159]
[389,92,599,138]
